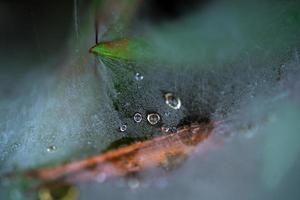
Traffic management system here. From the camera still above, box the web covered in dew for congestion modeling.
[0,0,300,199]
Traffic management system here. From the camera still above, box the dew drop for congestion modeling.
[161,126,170,133]
[147,113,161,125]
[47,145,57,152]
[133,112,143,123]
[11,143,20,151]
[134,72,144,81]
[119,124,127,132]
[169,127,177,133]
[164,93,181,110]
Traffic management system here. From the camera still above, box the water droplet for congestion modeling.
[169,127,177,133]
[11,143,20,150]
[119,124,127,132]
[47,145,57,152]
[134,72,144,81]
[147,113,161,125]
[161,126,170,133]
[164,93,181,110]
[133,112,142,123]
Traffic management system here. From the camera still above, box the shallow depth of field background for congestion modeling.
[0,0,300,199]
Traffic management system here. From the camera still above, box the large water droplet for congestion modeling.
[119,124,127,132]
[147,113,161,125]
[134,72,144,81]
[133,112,142,123]
[47,145,57,152]
[164,93,181,110]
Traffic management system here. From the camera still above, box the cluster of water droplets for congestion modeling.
[118,72,181,133]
